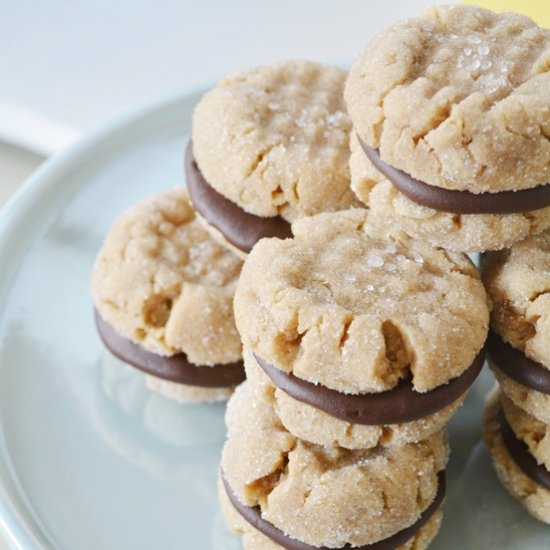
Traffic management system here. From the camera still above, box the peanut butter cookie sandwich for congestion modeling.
[220,381,449,549]
[345,5,550,253]
[186,60,358,258]
[91,188,245,403]
[234,209,489,449]
[484,387,550,523]
[483,229,550,423]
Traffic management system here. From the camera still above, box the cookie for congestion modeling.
[345,5,550,252]
[502,392,550,472]
[357,170,550,254]
[244,347,465,450]
[483,230,550,419]
[91,188,245,402]
[144,374,234,404]
[220,381,448,548]
[484,386,550,523]
[219,475,443,550]
[233,209,488,438]
[188,60,359,255]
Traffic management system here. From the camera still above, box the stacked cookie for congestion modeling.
[483,231,550,523]
[220,209,489,548]
[92,60,357,404]
[91,189,245,403]
[344,5,550,254]
[187,60,358,257]
[341,1,550,529]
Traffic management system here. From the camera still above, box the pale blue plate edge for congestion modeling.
[0,87,206,550]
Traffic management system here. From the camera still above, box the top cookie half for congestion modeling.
[192,60,358,221]
[234,209,489,394]
[91,189,243,366]
[483,228,550,369]
[345,4,550,193]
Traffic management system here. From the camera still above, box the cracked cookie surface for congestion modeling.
[234,209,489,393]
[192,60,358,220]
[345,4,550,193]
[244,348,465,450]
[362,176,550,253]
[91,188,243,365]
[483,230,550,369]
[221,380,448,548]
[502,392,550,472]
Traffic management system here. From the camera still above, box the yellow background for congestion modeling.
[463,0,550,26]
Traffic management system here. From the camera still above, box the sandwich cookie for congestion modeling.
[220,381,449,549]
[345,5,550,253]
[234,209,489,448]
[483,229,550,422]
[484,387,550,523]
[188,60,359,257]
[91,188,245,403]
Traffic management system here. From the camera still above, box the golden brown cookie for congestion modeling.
[219,474,443,550]
[483,230,550,419]
[244,347,465,450]
[144,375,234,404]
[187,60,359,255]
[491,367,550,425]
[91,188,245,402]
[484,387,550,524]
[234,209,488,394]
[345,5,550,252]
[346,5,550,193]
[502,392,550,472]
[221,381,448,548]
[362,176,550,254]
[483,231,550,369]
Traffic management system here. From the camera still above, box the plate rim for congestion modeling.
[0,87,204,550]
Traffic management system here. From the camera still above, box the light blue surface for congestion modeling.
[0,92,548,549]
[0,91,238,549]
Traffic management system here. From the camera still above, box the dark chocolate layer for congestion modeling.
[487,330,550,395]
[185,142,292,253]
[358,138,550,215]
[499,407,550,491]
[255,349,484,425]
[95,310,245,388]
[222,470,445,550]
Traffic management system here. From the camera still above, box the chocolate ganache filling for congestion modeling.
[185,142,292,253]
[222,470,445,550]
[487,330,550,395]
[254,349,484,425]
[358,137,550,215]
[499,407,550,490]
[95,310,245,388]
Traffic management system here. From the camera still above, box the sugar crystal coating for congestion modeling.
[92,188,243,365]
[193,60,359,220]
[345,4,550,193]
[484,387,550,524]
[222,380,448,547]
[234,209,489,393]
[483,229,550,369]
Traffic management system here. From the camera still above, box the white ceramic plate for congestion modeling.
[0,92,548,550]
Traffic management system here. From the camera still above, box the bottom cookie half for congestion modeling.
[219,473,443,550]
[483,387,550,524]
[145,374,235,403]
[245,349,464,450]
